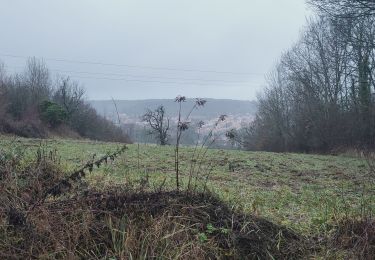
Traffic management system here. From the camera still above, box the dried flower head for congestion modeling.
[197,120,205,128]
[219,114,227,121]
[178,121,190,131]
[195,98,207,107]
[175,95,186,103]
[226,129,236,140]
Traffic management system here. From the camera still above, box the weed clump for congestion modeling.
[332,218,375,259]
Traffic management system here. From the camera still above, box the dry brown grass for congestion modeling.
[331,218,375,259]
[2,189,309,259]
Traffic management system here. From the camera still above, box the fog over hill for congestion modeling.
[89,98,257,123]
[90,99,257,145]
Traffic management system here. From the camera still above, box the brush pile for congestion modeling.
[2,190,309,259]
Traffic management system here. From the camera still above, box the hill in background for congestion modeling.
[90,99,257,145]
[89,98,257,122]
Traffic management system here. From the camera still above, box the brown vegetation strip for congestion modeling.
[5,190,310,259]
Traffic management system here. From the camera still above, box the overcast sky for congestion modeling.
[0,0,310,100]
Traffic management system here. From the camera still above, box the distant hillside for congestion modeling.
[89,99,257,145]
[89,99,258,120]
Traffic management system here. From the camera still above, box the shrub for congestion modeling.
[0,117,47,138]
[39,100,67,128]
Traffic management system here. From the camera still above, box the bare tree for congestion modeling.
[0,62,5,84]
[0,62,8,118]
[245,14,375,152]
[23,57,51,103]
[4,58,52,119]
[308,0,375,18]
[53,77,85,118]
[142,105,170,145]
[111,97,121,126]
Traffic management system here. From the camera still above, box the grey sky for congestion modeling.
[0,0,310,100]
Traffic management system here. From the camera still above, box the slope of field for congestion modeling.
[2,137,372,232]
[1,136,374,258]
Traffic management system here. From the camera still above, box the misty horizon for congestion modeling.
[89,97,258,101]
[0,0,310,100]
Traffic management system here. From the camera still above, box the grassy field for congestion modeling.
[2,137,373,232]
[1,136,374,258]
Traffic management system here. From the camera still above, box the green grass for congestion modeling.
[1,135,374,238]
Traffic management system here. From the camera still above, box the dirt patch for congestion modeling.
[331,170,353,181]
[254,163,272,172]
[257,179,278,188]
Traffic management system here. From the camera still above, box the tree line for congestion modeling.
[0,58,129,142]
[243,1,375,152]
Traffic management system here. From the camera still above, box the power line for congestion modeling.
[59,74,261,87]
[5,65,262,87]
[7,65,255,84]
[0,53,264,76]
[51,68,255,84]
